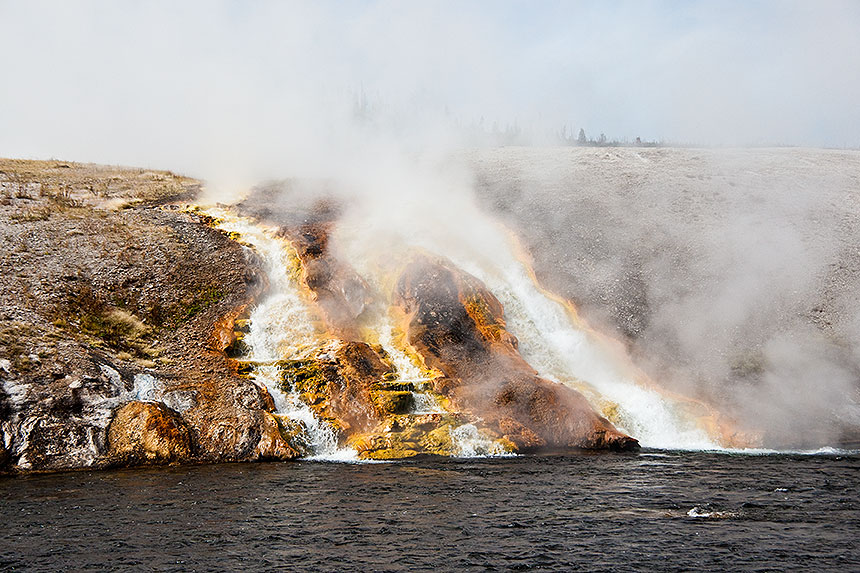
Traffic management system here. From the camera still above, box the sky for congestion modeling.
[1,0,859,176]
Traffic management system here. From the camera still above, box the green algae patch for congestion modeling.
[356,430,422,460]
[370,390,414,415]
[352,413,466,459]
[420,425,456,453]
[372,380,416,392]
[178,286,225,321]
[363,449,420,460]
[274,357,352,437]
[278,359,331,406]
[599,399,622,426]
[463,293,506,342]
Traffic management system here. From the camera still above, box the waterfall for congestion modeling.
[372,312,446,414]
[450,234,721,450]
[207,209,357,461]
[207,201,727,453]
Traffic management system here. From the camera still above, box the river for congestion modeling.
[2,450,858,571]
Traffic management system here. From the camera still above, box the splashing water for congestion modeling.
[374,313,425,382]
[206,208,357,461]
[371,311,446,414]
[131,373,162,402]
[411,391,445,415]
[349,253,448,417]
[450,424,513,458]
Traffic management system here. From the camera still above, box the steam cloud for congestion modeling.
[470,146,860,446]
[1,1,859,446]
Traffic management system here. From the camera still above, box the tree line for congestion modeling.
[557,126,661,147]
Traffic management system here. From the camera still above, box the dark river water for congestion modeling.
[2,451,859,572]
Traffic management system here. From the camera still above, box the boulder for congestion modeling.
[252,412,307,460]
[107,401,193,466]
[278,341,396,436]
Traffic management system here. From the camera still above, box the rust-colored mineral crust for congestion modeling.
[280,222,371,341]
[393,254,639,452]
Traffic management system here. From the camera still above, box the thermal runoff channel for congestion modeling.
[196,159,752,461]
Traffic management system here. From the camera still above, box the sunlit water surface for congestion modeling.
[2,451,858,571]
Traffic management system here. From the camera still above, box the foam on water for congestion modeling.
[686,506,737,519]
[716,446,860,456]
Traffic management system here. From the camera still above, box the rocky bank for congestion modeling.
[0,159,301,473]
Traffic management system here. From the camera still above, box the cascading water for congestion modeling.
[203,168,729,454]
[364,306,502,454]
[411,391,445,415]
[334,188,725,451]
[373,313,445,415]
[477,257,720,450]
[205,208,357,461]
[203,206,505,458]
[430,224,722,450]
[350,257,448,416]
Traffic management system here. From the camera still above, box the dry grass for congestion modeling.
[0,158,200,209]
[59,285,158,358]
